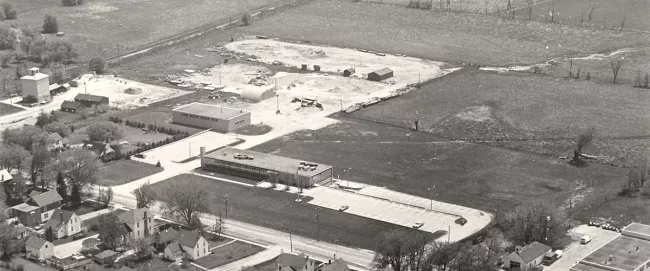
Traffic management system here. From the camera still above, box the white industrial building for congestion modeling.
[21,68,50,103]
[240,88,276,103]
[172,102,251,133]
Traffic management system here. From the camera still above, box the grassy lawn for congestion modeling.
[250,116,628,220]
[194,241,264,269]
[0,103,24,117]
[116,126,174,153]
[63,201,104,216]
[97,160,163,186]
[244,258,278,271]
[149,174,432,250]
[236,124,273,136]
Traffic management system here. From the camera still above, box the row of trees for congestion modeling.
[111,116,189,136]
[0,25,77,67]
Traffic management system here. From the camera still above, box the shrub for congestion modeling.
[241,13,251,26]
[62,0,84,6]
[0,27,17,50]
[89,57,105,74]
[0,53,11,68]
[43,15,59,34]
[1,3,16,20]
[28,40,78,64]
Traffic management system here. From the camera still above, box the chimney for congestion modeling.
[515,246,522,253]
[328,260,331,264]
[200,147,206,168]
[60,210,64,221]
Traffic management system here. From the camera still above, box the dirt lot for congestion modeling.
[2,0,290,59]
[250,116,628,220]
[194,241,264,269]
[97,160,163,186]
[149,174,434,250]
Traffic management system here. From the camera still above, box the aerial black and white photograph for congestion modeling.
[0,0,647,270]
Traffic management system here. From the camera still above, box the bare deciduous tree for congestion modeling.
[611,59,623,83]
[573,127,595,162]
[371,229,433,271]
[620,16,626,31]
[500,201,568,248]
[133,181,156,209]
[161,177,211,226]
[588,1,596,25]
[525,0,533,19]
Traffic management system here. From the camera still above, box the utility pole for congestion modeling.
[316,207,320,241]
[448,224,451,243]
[117,43,121,66]
[276,94,280,114]
[84,82,87,94]
[225,197,228,219]
[290,230,293,252]
[189,142,192,157]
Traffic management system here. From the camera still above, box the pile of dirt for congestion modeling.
[248,71,271,86]
[287,80,304,90]
[124,87,143,95]
[430,105,529,141]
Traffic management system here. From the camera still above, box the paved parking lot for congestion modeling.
[304,186,462,241]
[544,225,620,271]
[136,131,238,164]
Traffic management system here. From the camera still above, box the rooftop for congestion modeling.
[75,94,108,103]
[21,73,49,81]
[94,250,118,259]
[577,235,650,271]
[370,68,393,76]
[0,169,12,182]
[173,102,249,120]
[624,222,650,237]
[61,101,80,110]
[12,203,38,212]
[205,147,333,177]
[508,241,552,264]
[26,236,49,249]
[29,190,63,207]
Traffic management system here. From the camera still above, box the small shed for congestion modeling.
[69,80,80,88]
[241,88,276,103]
[313,65,321,71]
[93,250,118,265]
[367,68,393,82]
[343,68,355,77]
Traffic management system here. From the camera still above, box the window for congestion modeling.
[137,231,140,237]
[137,222,139,227]
[44,213,48,219]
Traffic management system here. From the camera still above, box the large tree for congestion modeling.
[133,182,156,209]
[97,212,127,250]
[86,121,123,143]
[161,177,211,227]
[500,201,568,248]
[0,144,29,171]
[371,229,433,271]
[55,171,67,201]
[573,127,595,162]
[0,212,21,257]
[29,143,51,188]
[50,149,101,198]
[43,122,71,138]
[2,126,48,151]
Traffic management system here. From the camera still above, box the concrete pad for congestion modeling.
[139,131,238,164]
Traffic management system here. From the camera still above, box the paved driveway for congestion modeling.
[544,225,620,271]
[137,131,238,164]
[54,234,98,259]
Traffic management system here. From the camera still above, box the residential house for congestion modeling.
[118,208,154,241]
[93,250,119,265]
[163,229,209,261]
[118,266,137,271]
[23,116,37,127]
[46,133,69,151]
[25,236,54,260]
[43,209,82,239]
[277,253,317,271]
[0,169,12,183]
[12,190,63,227]
[74,94,109,108]
[82,141,115,158]
[318,259,350,271]
[60,101,80,113]
[155,228,179,251]
[504,241,552,270]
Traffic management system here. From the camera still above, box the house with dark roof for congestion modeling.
[93,250,119,265]
[504,241,552,270]
[277,253,317,271]
[367,68,393,82]
[74,94,109,108]
[25,236,53,260]
[44,209,82,239]
[82,141,115,158]
[163,229,209,261]
[118,266,137,271]
[12,190,63,227]
[318,259,350,271]
[46,133,69,151]
[60,100,81,113]
[155,228,179,250]
[118,208,154,241]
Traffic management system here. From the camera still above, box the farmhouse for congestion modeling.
[61,101,81,113]
[12,190,63,227]
[163,229,209,261]
[367,68,393,82]
[201,147,333,188]
[46,133,69,151]
[43,209,82,239]
[241,88,276,103]
[25,236,54,260]
[74,94,109,108]
[21,68,50,103]
[172,102,251,133]
[571,222,650,271]
[118,208,154,241]
[503,241,552,270]
[277,253,317,271]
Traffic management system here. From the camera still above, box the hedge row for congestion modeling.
[108,116,189,136]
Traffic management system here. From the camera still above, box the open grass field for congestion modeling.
[236,0,650,66]
[149,174,432,250]
[0,103,24,117]
[97,160,163,186]
[194,241,264,269]
[250,116,628,221]
[1,0,290,59]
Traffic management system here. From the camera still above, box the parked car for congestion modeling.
[412,222,425,229]
[134,154,146,159]
[589,221,601,227]
[338,205,349,212]
[580,235,592,244]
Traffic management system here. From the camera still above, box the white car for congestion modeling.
[580,235,592,244]
[413,222,425,229]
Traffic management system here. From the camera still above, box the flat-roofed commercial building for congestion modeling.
[200,147,333,188]
[571,222,650,271]
[172,102,250,133]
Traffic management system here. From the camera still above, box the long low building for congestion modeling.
[571,222,650,271]
[200,147,333,188]
[172,102,250,133]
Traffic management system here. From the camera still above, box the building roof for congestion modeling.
[21,72,49,81]
[12,203,38,213]
[44,209,75,230]
[118,266,137,271]
[49,83,61,91]
[178,229,202,248]
[29,190,63,207]
[172,102,249,120]
[82,141,114,157]
[241,88,275,101]
[0,169,12,182]
[205,147,333,178]
[508,241,551,264]
[624,222,650,238]
[117,208,150,226]
[61,101,80,110]
[47,133,63,143]
[75,94,108,103]
[575,234,650,271]
[157,228,179,244]
[369,68,393,76]
[166,241,183,254]
[320,259,351,271]
[94,250,118,259]
[278,253,310,270]
[26,236,49,249]
[23,117,37,126]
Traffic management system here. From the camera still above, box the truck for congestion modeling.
[542,250,563,266]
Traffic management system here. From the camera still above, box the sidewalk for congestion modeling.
[78,208,112,221]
